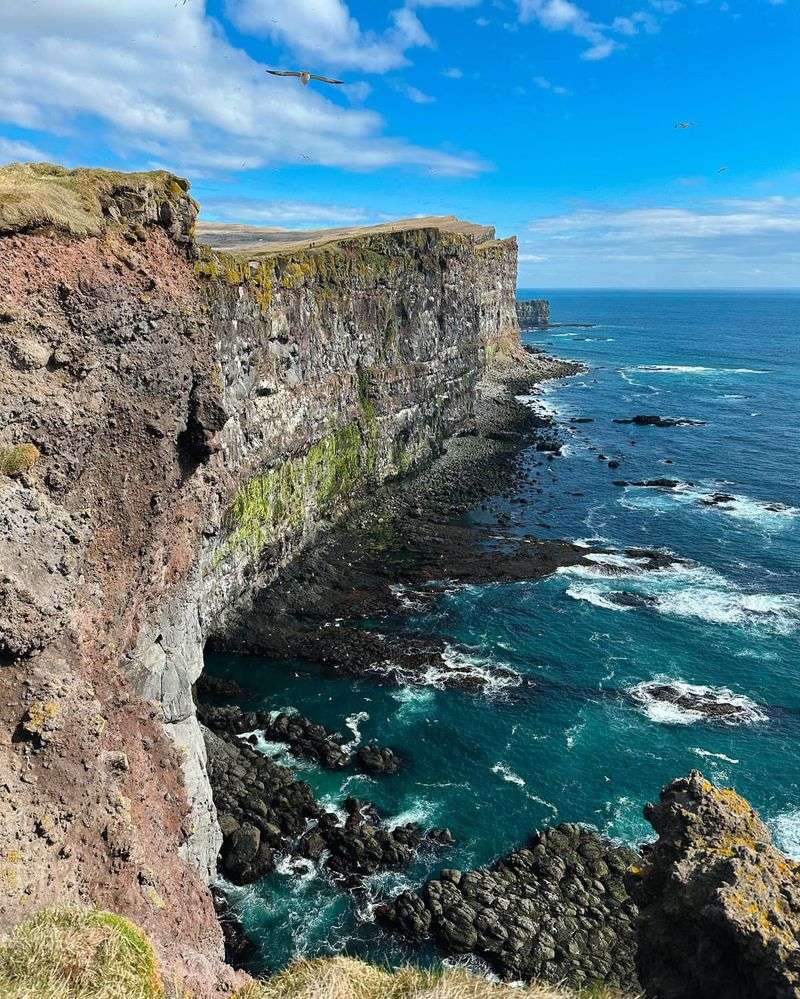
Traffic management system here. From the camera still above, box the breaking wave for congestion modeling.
[628,677,767,726]
[491,763,558,813]
[631,364,767,375]
[619,482,799,529]
[559,560,800,635]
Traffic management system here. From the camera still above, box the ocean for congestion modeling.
[208,290,800,974]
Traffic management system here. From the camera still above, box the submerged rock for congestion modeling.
[633,771,800,999]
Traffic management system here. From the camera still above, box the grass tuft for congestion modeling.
[234,956,635,999]
[0,908,163,999]
[0,443,40,477]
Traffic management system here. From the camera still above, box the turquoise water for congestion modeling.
[209,291,800,974]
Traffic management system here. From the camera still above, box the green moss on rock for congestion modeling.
[227,420,379,556]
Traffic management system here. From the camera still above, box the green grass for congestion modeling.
[0,908,163,999]
[0,162,190,237]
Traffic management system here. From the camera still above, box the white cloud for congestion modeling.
[518,0,619,60]
[0,0,485,177]
[408,0,482,6]
[519,196,800,286]
[612,11,659,34]
[443,67,464,78]
[0,137,51,162]
[529,199,800,239]
[227,0,431,72]
[202,198,373,227]
[392,81,437,103]
[533,75,571,95]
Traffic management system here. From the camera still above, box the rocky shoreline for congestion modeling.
[207,347,674,696]
[199,346,688,984]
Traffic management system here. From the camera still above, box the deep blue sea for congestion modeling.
[212,291,800,974]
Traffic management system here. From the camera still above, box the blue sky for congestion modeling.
[1,0,798,287]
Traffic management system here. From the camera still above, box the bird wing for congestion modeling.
[310,74,345,85]
[267,70,303,78]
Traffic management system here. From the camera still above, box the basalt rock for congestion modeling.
[632,771,800,999]
[378,822,640,990]
[205,728,451,886]
[199,702,401,774]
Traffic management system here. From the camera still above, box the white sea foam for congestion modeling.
[341,711,369,754]
[691,748,740,764]
[237,730,313,771]
[389,583,426,611]
[562,557,800,635]
[769,811,800,860]
[390,644,522,695]
[628,677,767,727]
[620,482,799,528]
[391,685,435,722]
[492,762,526,787]
[583,552,653,569]
[385,798,437,831]
[491,763,558,813]
[632,364,767,375]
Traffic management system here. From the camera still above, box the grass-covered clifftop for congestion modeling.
[0,908,631,999]
[0,162,196,238]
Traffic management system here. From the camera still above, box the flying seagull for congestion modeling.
[267,69,344,87]
[718,166,728,173]
[674,121,695,129]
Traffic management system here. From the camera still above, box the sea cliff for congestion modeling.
[0,163,527,993]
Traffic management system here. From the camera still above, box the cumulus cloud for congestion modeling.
[0,0,485,177]
[227,0,431,72]
[518,0,619,59]
[520,196,800,286]
[518,0,674,59]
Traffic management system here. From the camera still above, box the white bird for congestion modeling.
[674,121,695,129]
[267,69,344,87]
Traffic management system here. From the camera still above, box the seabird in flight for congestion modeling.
[674,121,695,129]
[267,69,345,87]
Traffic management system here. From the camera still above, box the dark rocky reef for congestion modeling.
[378,823,640,990]
[633,771,800,999]
[199,702,401,774]
[613,415,707,427]
[204,728,451,886]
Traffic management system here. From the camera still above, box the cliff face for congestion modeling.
[0,165,520,993]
